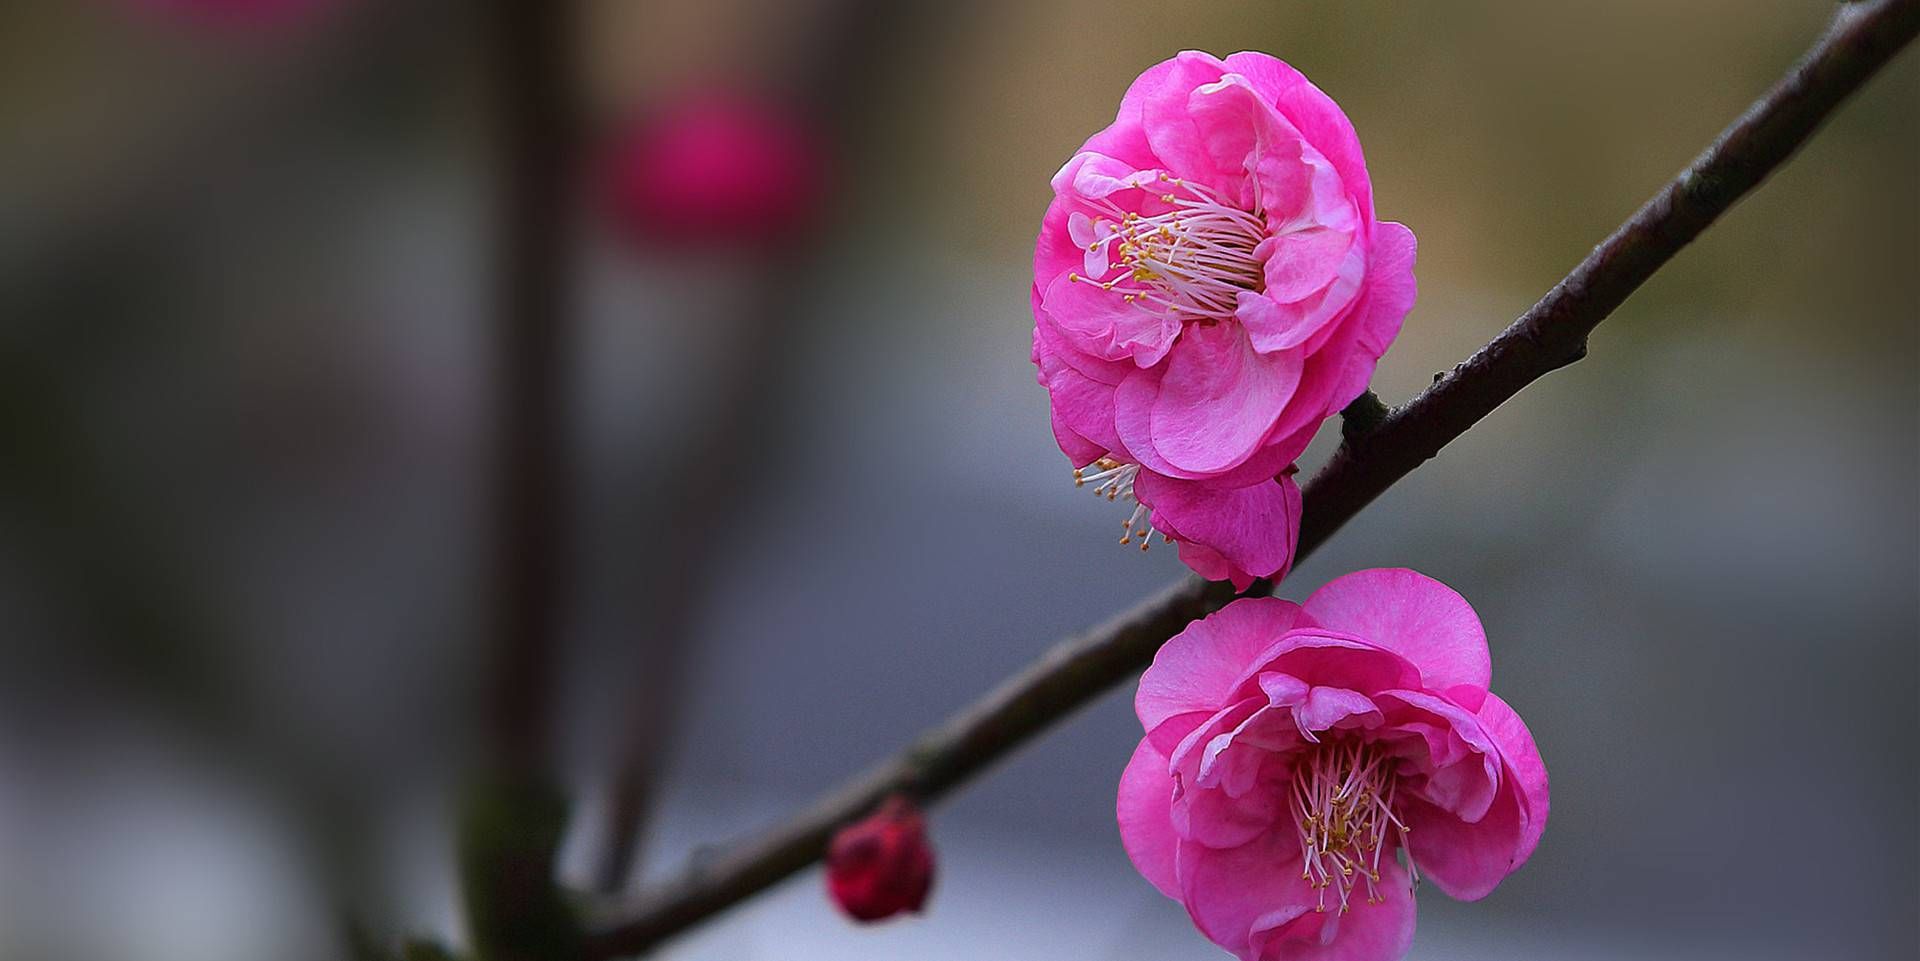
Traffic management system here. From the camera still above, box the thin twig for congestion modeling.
[581,1,1920,955]
[457,1,583,959]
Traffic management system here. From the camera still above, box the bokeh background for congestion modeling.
[2,1,1916,959]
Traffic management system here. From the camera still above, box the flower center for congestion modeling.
[1072,458,1169,551]
[1070,173,1267,326]
[1292,739,1414,914]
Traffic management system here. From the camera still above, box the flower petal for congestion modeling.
[1400,780,1527,902]
[1137,596,1312,734]
[1302,568,1491,709]
[1039,270,1182,367]
[1220,51,1375,228]
[1175,829,1311,961]
[1477,691,1549,868]
[1140,52,1238,195]
[1136,472,1301,587]
[1140,321,1304,475]
[1375,689,1501,822]
[1117,737,1183,899]
[1251,859,1418,961]
[1234,630,1425,700]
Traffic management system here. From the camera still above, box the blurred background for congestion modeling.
[2,1,1916,959]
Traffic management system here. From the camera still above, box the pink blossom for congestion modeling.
[606,90,825,248]
[1033,52,1416,588]
[825,795,936,923]
[1117,569,1547,961]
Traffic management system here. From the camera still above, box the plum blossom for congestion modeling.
[1033,52,1416,588]
[825,795,936,923]
[1117,569,1547,961]
[606,89,825,248]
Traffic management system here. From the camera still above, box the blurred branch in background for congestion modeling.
[580,1,1920,954]
[590,0,932,897]
[458,1,582,959]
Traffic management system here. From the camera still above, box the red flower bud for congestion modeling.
[825,795,934,923]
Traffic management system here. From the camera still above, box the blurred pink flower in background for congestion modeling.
[1117,569,1547,961]
[1033,51,1416,589]
[605,89,826,249]
[824,795,936,923]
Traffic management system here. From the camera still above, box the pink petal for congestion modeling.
[1321,221,1416,408]
[1250,859,1418,961]
[1234,630,1425,700]
[1375,689,1501,822]
[1046,405,1106,466]
[1182,72,1312,214]
[1139,52,1238,195]
[1032,286,1132,386]
[1039,270,1182,367]
[1240,236,1368,355]
[1175,829,1312,961]
[1477,691,1549,868]
[1117,737,1183,899]
[1139,322,1303,475]
[1302,568,1491,709]
[1033,323,1124,458]
[1136,472,1301,587]
[1114,372,1310,485]
[1168,700,1279,849]
[1080,56,1188,172]
[1400,781,1527,902]
[1259,227,1355,304]
[1220,51,1375,227]
[1172,536,1255,591]
[1293,686,1383,738]
[1137,596,1312,734]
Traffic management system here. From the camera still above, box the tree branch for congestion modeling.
[458,1,583,959]
[581,1,1920,955]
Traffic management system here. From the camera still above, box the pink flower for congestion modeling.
[606,90,825,249]
[825,795,936,923]
[1117,569,1547,961]
[1033,52,1417,589]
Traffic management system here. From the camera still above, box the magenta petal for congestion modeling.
[1302,568,1491,709]
[1137,471,1301,586]
[1239,630,1424,699]
[1251,859,1418,961]
[1145,322,1304,475]
[1117,738,1183,899]
[1137,596,1312,734]
[1261,227,1355,305]
[1175,830,1311,961]
[1322,221,1416,407]
[1169,701,1279,849]
[1375,689,1501,822]
[1140,52,1236,193]
[1220,51,1375,227]
[1477,692,1549,867]
[1172,537,1254,591]
[1293,686,1383,738]
[1040,270,1182,367]
[1401,781,1527,902]
[1047,407,1105,466]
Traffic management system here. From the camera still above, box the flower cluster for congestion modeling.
[1117,569,1548,961]
[1031,51,1416,588]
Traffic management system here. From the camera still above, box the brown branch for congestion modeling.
[457,1,584,959]
[581,1,1920,955]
